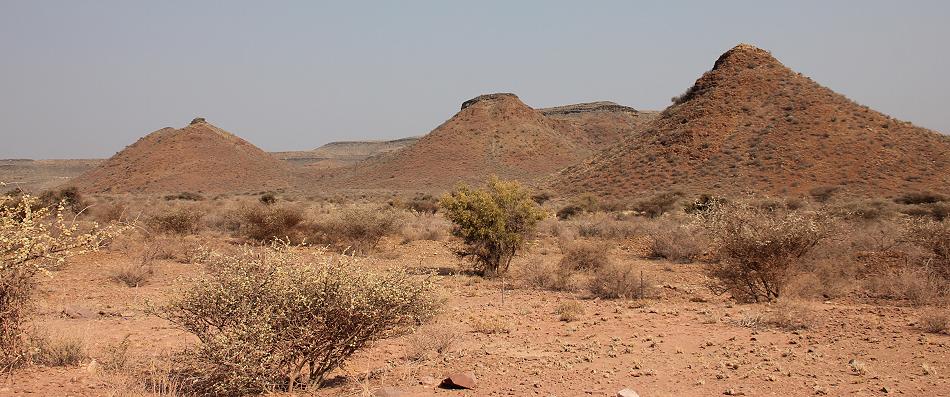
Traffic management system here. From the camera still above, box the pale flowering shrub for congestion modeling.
[702,201,832,303]
[1,189,122,372]
[154,243,439,396]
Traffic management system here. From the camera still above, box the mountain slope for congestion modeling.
[539,101,658,150]
[553,44,950,198]
[339,93,593,189]
[70,118,293,193]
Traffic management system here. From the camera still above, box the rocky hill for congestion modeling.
[70,118,294,194]
[553,44,950,199]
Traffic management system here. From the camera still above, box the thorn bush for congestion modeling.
[154,244,439,395]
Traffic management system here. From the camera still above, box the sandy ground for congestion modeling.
[2,236,948,397]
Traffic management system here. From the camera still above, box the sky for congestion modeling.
[1,1,948,159]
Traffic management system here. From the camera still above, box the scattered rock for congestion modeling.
[62,305,96,319]
[85,359,100,375]
[617,388,640,397]
[373,387,405,397]
[440,371,477,389]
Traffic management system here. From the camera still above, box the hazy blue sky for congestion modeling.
[2,1,948,159]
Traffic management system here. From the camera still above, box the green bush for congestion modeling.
[440,177,546,276]
[155,245,438,395]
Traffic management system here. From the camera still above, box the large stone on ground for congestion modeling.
[617,388,640,397]
[440,371,477,389]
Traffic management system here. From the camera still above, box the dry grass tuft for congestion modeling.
[30,335,88,367]
[399,213,451,243]
[516,260,580,291]
[147,204,205,235]
[471,317,512,335]
[919,309,949,334]
[647,219,706,263]
[405,324,462,361]
[588,263,652,299]
[555,300,585,322]
[558,238,611,271]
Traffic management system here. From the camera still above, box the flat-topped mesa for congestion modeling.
[712,43,781,70]
[540,101,639,116]
[460,93,521,110]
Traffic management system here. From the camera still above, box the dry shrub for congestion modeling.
[90,200,129,224]
[647,219,706,263]
[903,218,950,280]
[633,191,683,218]
[556,300,585,322]
[111,251,154,288]
[148,204,205,235]
[516,260,579,291]
[895,192,946,205]
[101,335,132,372]
[556,194,599,220]
[919,309,949,334]
[703,202,832,302]
[164,192,204,202]
[111,264,153,288]
[405,324,461,361]
[236,203,306,242]
[864,267,944,305]
[567,212,642,239]
[808,185,840,203]
[154,244,439,395]
[471,317,511,334]
[736,300,816,331]
[29,335,88,367]
[588,263,652,299]
[761,300,816,331]
[312,207,401,254]
[38,186,87,214]
[558,238,611,271]
[784,259,858,300]
[406,194,439,214]
[829,199,896,222]
[399,213,451,243]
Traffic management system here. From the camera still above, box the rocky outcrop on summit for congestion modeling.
[540,101,659,150]
[70,119,293,193]
[553,44,950,198]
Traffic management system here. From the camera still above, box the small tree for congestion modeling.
[703,201,831,303]
[155,244,438,395]
[440,177,546,276]
[1,190,120,373]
